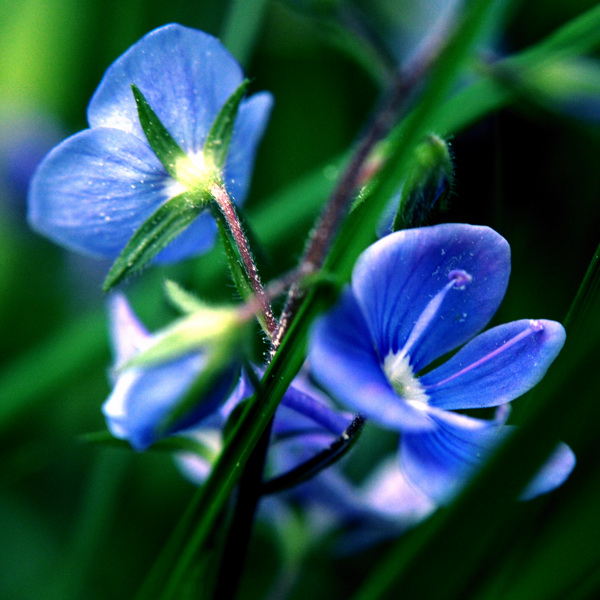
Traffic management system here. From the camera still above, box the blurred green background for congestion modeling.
[1,0,600,598]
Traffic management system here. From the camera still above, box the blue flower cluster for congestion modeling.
[28,24,272,263]
[27,23,575,540]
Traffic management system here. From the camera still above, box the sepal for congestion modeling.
[391,133,453,231]
[102,189,211,291]
[164,279,208,314]
[131,84,199,182]
[204,79,250,171]
[120,303,245,369]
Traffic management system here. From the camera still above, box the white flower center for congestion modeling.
[383,350,429,406]
[164,150,217,199]
[380,268,474,407]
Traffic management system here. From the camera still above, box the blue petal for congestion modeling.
[28,127,174,258]
[103,353,206,451]
[87,24,243,155]
[154,93,274,263]
[400,409,511,503]
[422,319,566,410]
[223,91,274,203]
[310,289,433,431]
[107,293,151,366]
[519,442,576,500]
[352,224,511,372]
[102,293,236,450]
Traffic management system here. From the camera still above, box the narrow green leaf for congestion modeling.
[214,213,254,302]
[221,0,269,66]
[102,191,209,292]
[563,240,600,338]
[326,0,501,283]
[203,79,249,170]
[163,280,207,315]
[80,430,215,458]
[135,283,337,600]
[131,84,194,180]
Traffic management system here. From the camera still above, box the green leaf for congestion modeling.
[135,282,337,600]
[80,430,217,459]
[164,280,211,315]
[131,84,196,180]
[326,0,501,283]
[203,79,249,170]
[102,190,209,292]
[214,212,254,302]
[121,306,241,369]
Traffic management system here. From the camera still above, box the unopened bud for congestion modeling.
[389,133,454,233]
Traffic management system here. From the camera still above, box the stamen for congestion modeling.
[425,320,546,390]
[448,269,472,289]
[383,351,429,405]
[399,269,473,358]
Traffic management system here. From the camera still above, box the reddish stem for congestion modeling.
[210,182,278,336]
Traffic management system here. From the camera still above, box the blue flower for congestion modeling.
[176,367,435,546]
[310,223,575,503]
[28,24,272,263]
[177,366,355,485]
[103,293,236,451]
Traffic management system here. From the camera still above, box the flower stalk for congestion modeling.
[210,182,278,336]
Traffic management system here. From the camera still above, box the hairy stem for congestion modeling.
[269,14,455,357]
[210,182,278,336]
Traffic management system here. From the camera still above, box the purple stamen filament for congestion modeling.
[424,320,544,390]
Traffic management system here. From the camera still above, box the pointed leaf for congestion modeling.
[103,190,210,291]
[164,280,209,315]
[131,84,197,180]
[121,307,241,369]
[214,213,254,301]
[204,79,250,170]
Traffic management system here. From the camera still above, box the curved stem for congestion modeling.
[210,182,278,336]
[269,17,452,357]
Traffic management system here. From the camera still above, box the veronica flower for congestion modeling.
[28,23,272,263]
[177,367,435,549]
[177,367,354,484]
[104,293,238,451]
[310,223,575,503]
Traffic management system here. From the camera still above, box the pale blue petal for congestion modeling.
[352,224,510,372]
[276,381,352,437]
[520,442,576,500]
[223,91,274,203]
[310,289,433,431]
[107,293,151,366]
[28,127,171,258]
[400,410,511,503]
[87,24,243,154]
[422,319,566,410]
[103,353,206,451]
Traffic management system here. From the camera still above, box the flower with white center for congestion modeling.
[28,23,272,263]
[310,223,575,503]
[103,293,237,451]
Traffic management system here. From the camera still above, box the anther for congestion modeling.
[448,269,472,289]
[529,319,544,332]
